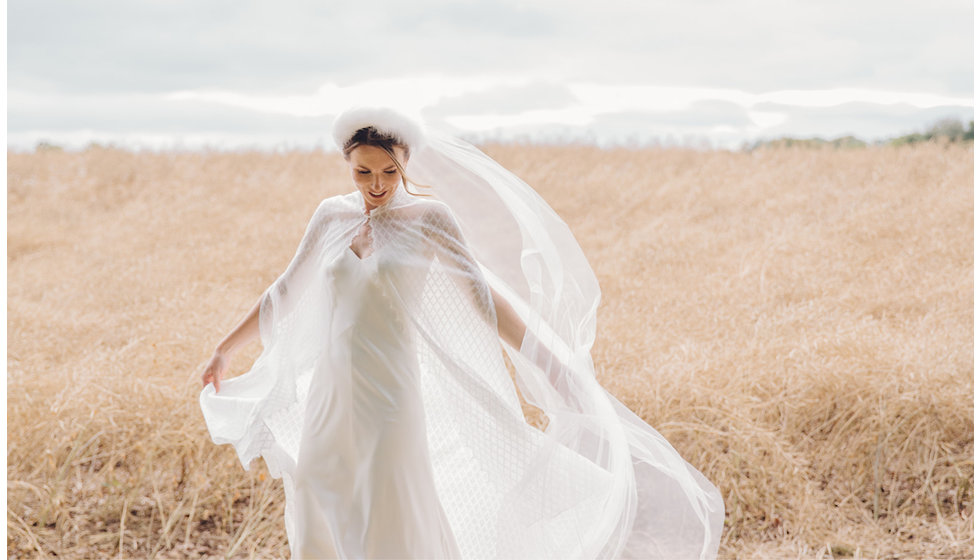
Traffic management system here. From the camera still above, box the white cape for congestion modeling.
[201,162,723,559]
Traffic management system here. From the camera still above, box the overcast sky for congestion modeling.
[7,0,975,150]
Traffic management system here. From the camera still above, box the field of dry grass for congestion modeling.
[7,142,973,559]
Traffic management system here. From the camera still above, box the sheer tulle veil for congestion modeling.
[332,107,725,558]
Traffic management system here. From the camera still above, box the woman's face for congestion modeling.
[347,144,406,210]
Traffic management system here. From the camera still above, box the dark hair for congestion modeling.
[342,127,429,195]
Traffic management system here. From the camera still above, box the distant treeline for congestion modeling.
[748,118,974,150]
[30,117,976,153]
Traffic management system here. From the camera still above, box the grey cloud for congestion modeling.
[11,0,972,99]
[8,0,559,95]
[401,1,559,38]
[9,0,364,93]
[559,0,972,96]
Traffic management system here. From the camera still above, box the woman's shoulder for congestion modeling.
[410,197,465,236]
[411,196,455,220]
[311,192,361,217]
[295,193,361,234]
[319,191,360,210]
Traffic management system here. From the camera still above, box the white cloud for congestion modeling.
[161,79,974,120]
[747,111,788,129]
[163,76,533,117]
[9,78,972,150]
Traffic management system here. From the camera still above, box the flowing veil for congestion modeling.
[408,130,725,558]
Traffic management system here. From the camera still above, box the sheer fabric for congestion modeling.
[200,136,724,558]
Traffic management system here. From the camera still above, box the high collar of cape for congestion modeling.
[352,183,414,217]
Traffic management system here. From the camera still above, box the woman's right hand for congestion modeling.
[201,350,230,392]
[201,296,263,393]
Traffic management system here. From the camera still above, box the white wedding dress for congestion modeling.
[201,182,724,559]
[291,240,461,557]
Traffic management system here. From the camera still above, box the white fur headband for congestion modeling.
[331,107,426,153]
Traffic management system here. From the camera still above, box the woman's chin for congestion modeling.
[363,191,390,208]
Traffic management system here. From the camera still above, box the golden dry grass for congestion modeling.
[7,142,973,559]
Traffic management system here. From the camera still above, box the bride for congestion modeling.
[199,107,724,559]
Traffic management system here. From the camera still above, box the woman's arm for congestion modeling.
[200,199,333,393]
[491,287,526,351]
[423,203,583,408]
[423,203,572,389]
[217,296,262,356]
[422,203,528,351]
[200,297,261,392]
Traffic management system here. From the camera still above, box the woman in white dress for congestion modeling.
[200,107,724,559]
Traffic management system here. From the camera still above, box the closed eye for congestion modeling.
[357,168,397,174]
